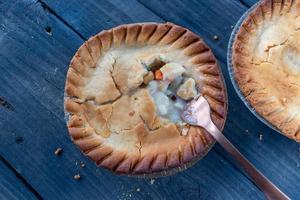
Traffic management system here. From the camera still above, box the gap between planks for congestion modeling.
[238,0,253,8]
[37,0,86,40]
[213,145,259,189]
[0,155,43,200]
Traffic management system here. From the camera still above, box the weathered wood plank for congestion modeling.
[0,157,38,200]
[239,0,258,7]
[1,0,299,199]
[0,0,266,199]
[41,0,299,198]
[41,0,163,38]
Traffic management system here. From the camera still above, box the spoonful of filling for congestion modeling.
[143,60,199,125]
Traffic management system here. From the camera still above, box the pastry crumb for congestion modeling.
[230,25,234,29]
[259,134,263,141]
[15,136,24,144]
[136,188,140,192]
[280,97,287,105]
[245,74,251,82]
[150,179,155,185]
[213,35,219,40]
[128,111,135,117]
[245,129,249,133]
[74,174,81,180]
[181,126,189,136]
[45,26,52,35]
[54,147,63,156]
[75,160,85,168]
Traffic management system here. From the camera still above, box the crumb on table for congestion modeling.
[54,147,63,156]
[45,26,52,35]
[259,134,263,141]
[15,136,24,144]
[150,179,155,185]
[74,174,81,180]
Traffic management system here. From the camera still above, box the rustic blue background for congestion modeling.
[0,0,299,199]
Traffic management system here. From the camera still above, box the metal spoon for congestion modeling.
[181,95,290,200]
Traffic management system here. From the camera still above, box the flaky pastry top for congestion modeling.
[65,23,227,175]
[233,0,300,142]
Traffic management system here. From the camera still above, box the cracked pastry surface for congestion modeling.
[232,0,300,142]
[65,23,227,175]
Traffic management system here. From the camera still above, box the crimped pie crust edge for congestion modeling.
[232,0,300,142]
[64,22,228,175]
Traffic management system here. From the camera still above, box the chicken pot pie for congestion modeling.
[232,0,300,142]
[64,23,227,175]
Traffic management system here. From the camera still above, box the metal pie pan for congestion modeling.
[227,2,282,135]
[63,22,229,177]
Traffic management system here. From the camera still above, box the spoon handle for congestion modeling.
[205,122,290,200]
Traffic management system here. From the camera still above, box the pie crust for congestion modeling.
[232,0,300,142]
[64,22,227,175]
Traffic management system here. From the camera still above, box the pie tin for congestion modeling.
[63,24,229,177]
[227,1,282,135]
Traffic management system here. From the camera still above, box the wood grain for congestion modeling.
[0,0,299,199]
[240,0,258,7]
[41,0,163,38]
[0,157,38,200]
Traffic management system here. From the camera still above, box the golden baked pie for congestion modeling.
[232,0,300,142]
[64,23,227,175]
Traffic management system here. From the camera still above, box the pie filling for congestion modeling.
[147,62,198,124]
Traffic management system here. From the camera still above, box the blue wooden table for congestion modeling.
[0,0,299,199]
